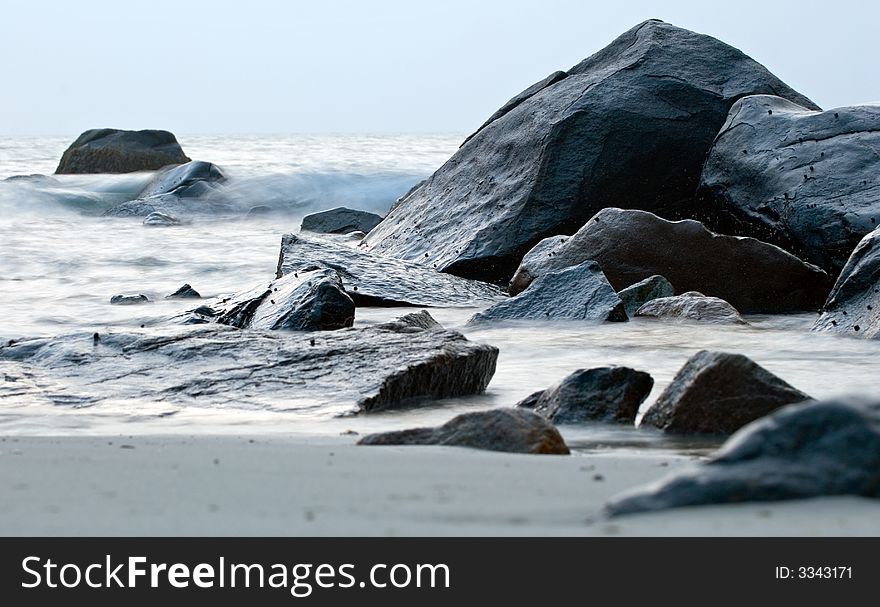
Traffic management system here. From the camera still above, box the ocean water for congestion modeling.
[1,134,878,453]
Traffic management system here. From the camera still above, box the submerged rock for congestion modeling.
[640,350,811,435]
[55,129,191,174]
[468,261,627,325]
[358,408,570,455]
[608,397,880,516]
[360,20,817,283]
[699,95,880,275]
[0,315,498,415]
[110,294,150,305]
[301,207,383,235]
[813,227,880,339]
[509,208,832,313]
[166,284,201,300]
[103,161,228,218]
[275,233,505,307]
[635,292,747,325]
[617,276,675,317]
[142,212,181,227]
[516,367,653,424]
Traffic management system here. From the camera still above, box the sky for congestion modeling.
[1,0,877,135]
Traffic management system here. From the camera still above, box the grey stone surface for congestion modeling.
[110,294,150,305]
[618,276,675,317]
[165,284,202,300]
[142,212,181,227]
[635,292,747,325]
[104,161,228,218]
[55,129,190,174]
[301,207,384,235]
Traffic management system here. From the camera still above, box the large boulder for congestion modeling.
[360,20,817,284]
[607,397,880,516]
[358,408,570,455]
[813,227,880,339]
[103,161,228,218]
[301,207,383,235]
[509,208,832,313]
[56,129,190,174]
[699,95,880,275]
[467,261,627,325]
[0,314,498,415]
[634,292,747,325]
[617,275,675,317]
[640,350,811,435]
[516,367,653,424]
[275,234,505,307]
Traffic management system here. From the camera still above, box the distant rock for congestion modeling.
[3,174,60,185]
[166,284,201,300]
[276,233,505,307]
[246,205,275,217]
[700,96,880,276]
[635,292,747,325]
[55,129,190,174]
[640,350,811,435]
[103,161,227,218]
[813,227,880,339]
[110,294,150,305]
[509,208,832,313]
[617,275,675,317]
[374,310,442,333]
[301,207,383,235]
[0,314,498,415]
[360,20,817,284]
[468,261,627,325]
[142,212,181,227]
[607,397,880,516]
[358,408,570,455]
[516,367,653,424]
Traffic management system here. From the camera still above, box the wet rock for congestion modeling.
[509,208,831,313]
[516,367,654,424]
[618,276,675,317]
[360,20,817,284]
[110,294,150,305]
[0,314,498,415]
[301,207,383,235]
[136,161,226,199]
[607,397,880,515]
[55,129,190,174]
[374,310,442,333]
[276,233,505,307]
[635,292,747,325]
[166,284,201,300]
[358,408,570,454]
[468,261,626,325]
[103,161,228,218]
[640,350,811,435]
[142,212,181,227]
[699,95,880,275]
[813,227,880,339]
[246,205,275,216]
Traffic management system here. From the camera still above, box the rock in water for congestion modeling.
[143,212,181,227]
[193,269,355,331]
[607,397,880,516]
[166,284,202,300]
[699,95,880,275]
[635,292,747,325]
[516,367,654,424]
[301,207,384,235]
[104,161,228,218]
[110,294,150,305]
[509,208,832,313]
[358,408,570,455]
[275,233,505,307]
[640,350,811,435]
[813,227,880,339]
[467,261,627,325]
[617,276,675,317]
[0,315,498,416]
[360,20,817,284]
[56,129,190,174]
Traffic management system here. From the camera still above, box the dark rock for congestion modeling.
[200,268,355,331]
[142,212,181,227]
[0,314,498,415]
[55,129,190,174]
[813,227,880,339]
[699,95,880,275]
[618,275,675,317]
[635,292,747,325]
[607,397,880,515]
[640,350,811,435]
[275,233,505,307]
[358,408,570,454]
[516,367,653,424]
[374,310,442,333]
[103,161,227,218]
[509,208,832,313]
[468,261,627,325]
[136,160,226,199]
[166,284,201,300]
[110,294,150,305]
[301,207,384,235]
[360,20,817,284]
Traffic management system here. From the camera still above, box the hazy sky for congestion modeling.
[2,0,877,135]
